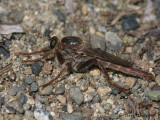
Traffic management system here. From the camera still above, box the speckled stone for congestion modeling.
[69,87,84,105]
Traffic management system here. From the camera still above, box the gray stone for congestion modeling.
[30,82,38,92]
[8,86,17,96]
[90,34,105,50]
[18,94,27,104]
[31,62,43,76]
[23,76,36,85]
[122,14,139,32]
[55,84,65,95]
[69,87,84,105]
[105,32,123,50]
[148,90,160,101]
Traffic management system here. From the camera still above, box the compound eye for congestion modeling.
[50,36,58,49]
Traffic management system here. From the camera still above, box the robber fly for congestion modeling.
[19,36,154,93]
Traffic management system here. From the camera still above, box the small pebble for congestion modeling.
[18,94,28,104]
[122,14,139,32]
[125,47,133,53]
[34,109,52,120]
[23,103,31,111]
[54,9,66,22]
[105,31,123,50]
[25,110,34,119]
[84,93,93,102]
[82,107,93,119]
[9,9,24,23]
[97,86,111,97]
[0,84,5,92]
[5,106,16,114]
[113,105,124,114]
[62,105,67,112]
[155,74,160,86]
[67,103,73,113]
[30,82,38,92]
[124,77,137,88]
[92,95,101,103]
[23,76,35,85]
[60,112,83,120]
[82,4,88,15]
[148,90,160,101]
[35,100,43,109]
[149,82,156,88]
[113,76,120,82]
[80,81,89,92]
[8,86,18,96]
[7,99,24,114]
[131,83,141,92]
[31,62,43,76]
[120,115,133,120]
[37,79,53,95]
[69,87,84,105]
[90,69,101,76]
[55,84,65,95]
[90,34,105,50]
[57,95,66,105]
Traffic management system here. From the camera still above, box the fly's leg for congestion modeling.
[40,64,68,89]
[21,49,54,64]
[97,60,130,94]
[19,47,49,56]
[0,64,12,76]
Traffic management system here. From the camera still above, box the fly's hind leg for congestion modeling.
[97,59,130,94]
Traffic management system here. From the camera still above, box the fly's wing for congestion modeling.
[84,48,132,67]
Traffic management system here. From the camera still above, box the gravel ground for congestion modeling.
[0,0,160,120]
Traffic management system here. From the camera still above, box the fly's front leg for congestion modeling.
[21,49,55,64]
[19,47,49,56]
